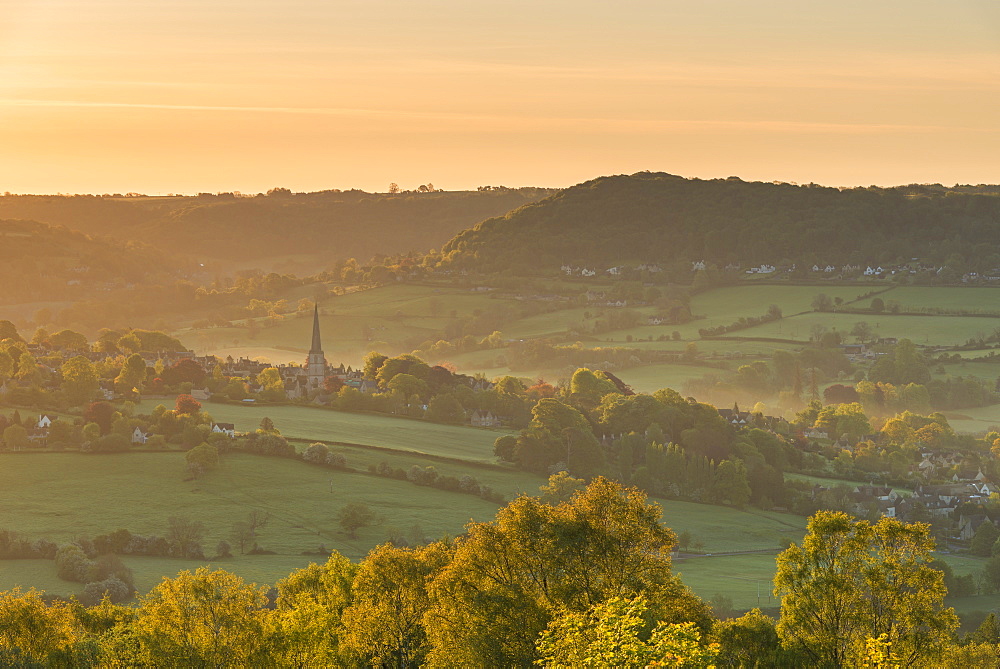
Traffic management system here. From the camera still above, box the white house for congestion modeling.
[37,414,57,429]
[211,422,236,438]
[131,427,149,444]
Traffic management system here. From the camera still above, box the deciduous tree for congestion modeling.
[774,511,957,667]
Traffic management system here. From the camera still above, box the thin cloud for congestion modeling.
[2,98,989,135]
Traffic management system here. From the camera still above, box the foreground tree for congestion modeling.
[272,551,356,666]
[774,511,957,667]
[133,568,270,666]
[536,596,718,668]
[424,477,712,666]
[341,541,452,665]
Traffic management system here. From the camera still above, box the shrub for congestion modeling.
[80,576,133,606]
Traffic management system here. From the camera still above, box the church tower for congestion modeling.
[305,305,327,389]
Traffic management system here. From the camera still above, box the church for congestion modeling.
[276,305,331,398]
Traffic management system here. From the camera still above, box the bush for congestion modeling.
[55,544,94,583]
[80,576,132,606]
[302,442,329,464]
[90,433,130,453]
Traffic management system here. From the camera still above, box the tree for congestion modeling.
[362,352,388,380]
[338,502,376,538]
[812,293,834,312]
[165,516,206,558]
[0,588,80,663]
[0,350,12,383]
[388,182,400,194]
[712,460,751,508]
[538,471,585,505]
[971,520,1000,557]
[425,393,465,425]
[84,401,116,435]
[174,394,201,416]
[386,373,430,401]
[341,542,451,666]
[536,596,719,668]
[185,443,219,477]
[569,368,620,408]
[133,567,270,666]
[0,320,21,342]
[774,511,957,667]
[870,297,885,313]
[850,321,876,344]
[48,329,88,352]
[14,352,40,384]
[115,353,147,395]
[2,424,28,451]
[712,608,798,668]
[61,355,99,406]
[272,551,356,666]
[423,478,712,666]
[258,416,278,434]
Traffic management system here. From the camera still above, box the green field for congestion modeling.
[137,401,510,463]
[0,452,507,564]
[736,311,998,347]
[675,553,783,611]
[2,451,990,616]
[858,286,1000,313]
[0,449,813,601]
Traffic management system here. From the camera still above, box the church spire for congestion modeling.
[310,304,323,354]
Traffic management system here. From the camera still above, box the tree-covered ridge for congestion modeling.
[0,188,554,265]
[0,219,186,303]
[440,172,1000,273]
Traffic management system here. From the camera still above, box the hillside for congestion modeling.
[0,188,554,272]
[440,172,1000,274]
[0,219,188,305]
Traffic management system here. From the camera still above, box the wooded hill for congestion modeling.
[439,172,1000,274]
[0,188,554,270]
[0,219,186,304]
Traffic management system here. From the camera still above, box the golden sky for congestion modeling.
[2,0,999,193]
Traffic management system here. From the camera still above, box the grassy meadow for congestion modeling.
[137,401,510,463]
[2,450,995,616]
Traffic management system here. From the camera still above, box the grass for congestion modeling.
[858,286,1000,313]
[0,452,506,565]
[136,401,511,464]
[735,311,999,347]
[0,448,814,598]
[674,553,783,611]
[655,502,806,553]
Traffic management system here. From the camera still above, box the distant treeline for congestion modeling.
[0,188,554,265]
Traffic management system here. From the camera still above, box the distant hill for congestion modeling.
[0,188,555,270]
[439,173,1000,274]
[0,219,186,305]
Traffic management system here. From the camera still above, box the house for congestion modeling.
[717,403,752,427]
[211,422,236,438]
[131,427,149,444]
[37,414,58,429]
[691,260,707,271]
[469,410,501,428]
[959,515,995,542]
[804,428,829,440]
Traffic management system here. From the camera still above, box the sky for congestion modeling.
[2,0,999,194]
